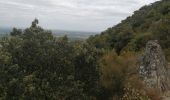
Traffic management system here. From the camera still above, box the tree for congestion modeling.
[0,19,88,99]
[31,18,39,28]
[74,42,102,98]
[10,28,22,36]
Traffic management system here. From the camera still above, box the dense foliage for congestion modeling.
[87,0,170,57]
[0,19,102,99]
[0,0,169,99]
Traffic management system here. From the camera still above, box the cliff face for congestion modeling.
[139,40,170,94]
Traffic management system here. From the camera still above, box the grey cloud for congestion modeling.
[0,0,159,32]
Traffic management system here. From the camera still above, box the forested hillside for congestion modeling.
[0,0,169,100]
[88,0,170,60]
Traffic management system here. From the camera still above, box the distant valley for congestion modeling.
[52,30,99,40]
[0,27,99,39]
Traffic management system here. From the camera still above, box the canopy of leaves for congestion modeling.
[0,19,101,100]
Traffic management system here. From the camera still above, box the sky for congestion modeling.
[0,0,159,32]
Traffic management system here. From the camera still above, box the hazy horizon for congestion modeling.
[0,0,159,32]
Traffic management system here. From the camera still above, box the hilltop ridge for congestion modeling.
[88,0,170,57]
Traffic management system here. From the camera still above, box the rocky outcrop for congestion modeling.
[139,40,170,94]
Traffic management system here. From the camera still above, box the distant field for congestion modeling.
[0,27,99,39]
[52,30,98,39]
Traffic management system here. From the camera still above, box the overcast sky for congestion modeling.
[0,0,159,32]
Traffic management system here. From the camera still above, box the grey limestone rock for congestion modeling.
[139,40,170,94]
